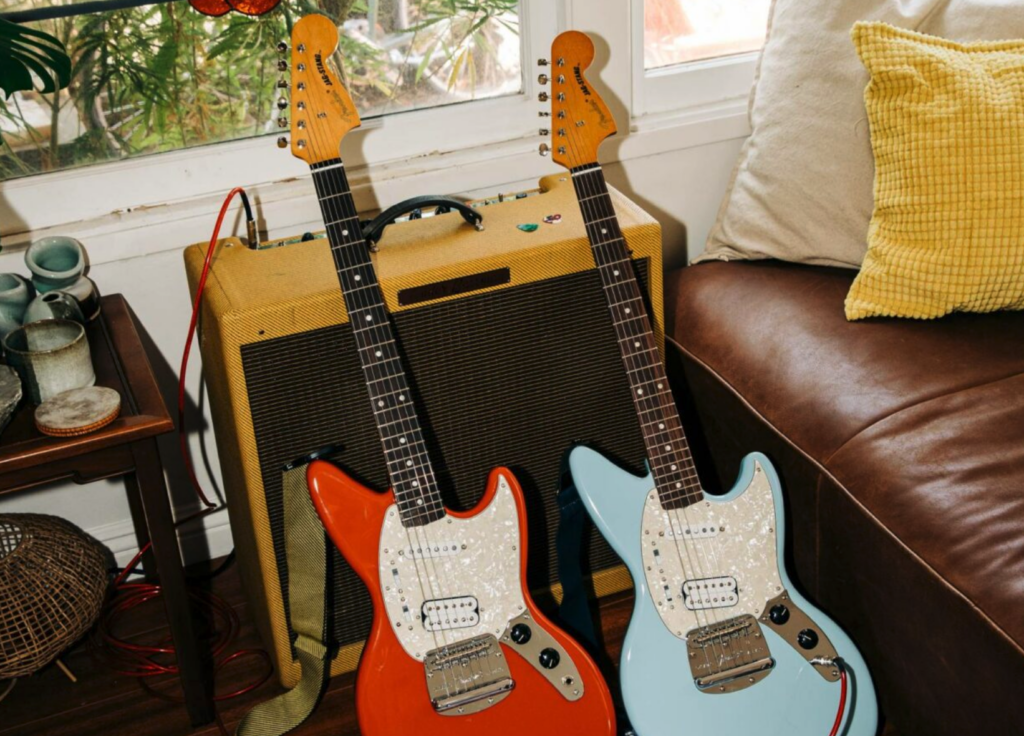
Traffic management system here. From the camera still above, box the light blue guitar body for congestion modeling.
[569,446,878,736]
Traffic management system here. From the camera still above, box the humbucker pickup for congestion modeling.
[683,577,738,610]
[422,596,480,631]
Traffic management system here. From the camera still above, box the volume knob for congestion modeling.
[769,604,790,626]
[539,647,561,670]
[510,623,532,645]
[797,629,819,650]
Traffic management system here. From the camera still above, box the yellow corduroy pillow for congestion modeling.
[845,22,1024,321]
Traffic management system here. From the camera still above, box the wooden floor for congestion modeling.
[0,557,635,736]
[0,557,897,736]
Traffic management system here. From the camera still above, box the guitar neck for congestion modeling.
[311,159,445,526]
[570,164,703,509]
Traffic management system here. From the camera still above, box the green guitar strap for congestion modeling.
[236,455,335,736]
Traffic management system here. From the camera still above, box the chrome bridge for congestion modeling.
[686,614,775,694]
[424,634,514,716]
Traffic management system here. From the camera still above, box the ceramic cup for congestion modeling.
[3,319,95,405]
[0,273,35,339]
[23,291,85,325]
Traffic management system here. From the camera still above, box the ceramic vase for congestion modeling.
[24,237,100,320]
[23,291,86,325]
[0,274,35,339]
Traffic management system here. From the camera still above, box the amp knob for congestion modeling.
[539,647,561,670]
[769,604,790,625]
[510,623,532,645]
[797,629,819,650]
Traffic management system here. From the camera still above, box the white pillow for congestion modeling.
[701,0,1024,269]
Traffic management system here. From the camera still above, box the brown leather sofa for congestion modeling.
[665,260,1024,736]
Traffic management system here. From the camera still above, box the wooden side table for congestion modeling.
[0,294,215,726]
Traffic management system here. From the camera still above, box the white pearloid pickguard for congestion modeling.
[379,474,527,661]
[641,461,783,639]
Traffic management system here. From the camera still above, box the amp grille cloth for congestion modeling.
[243,264,652,647]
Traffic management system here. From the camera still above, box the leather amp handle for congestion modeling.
[361,195,484,252]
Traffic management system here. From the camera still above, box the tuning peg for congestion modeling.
[538,58,549,66]
[276,96,288,110]
[276,78,288,89]
[538,74,549,85]
[277,136,288,148]
[277,60,287,72]
[277,41,287,54]
[539,144,551,157]
[538,92,549,102]
[277,117,288,128]
[540,128,550,136]
[539,111,551,117]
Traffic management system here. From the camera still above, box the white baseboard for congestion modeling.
[87,509,235,570]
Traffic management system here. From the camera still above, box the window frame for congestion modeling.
[0,0,767,243]
[0,0,560,234]
[628,0,764,119]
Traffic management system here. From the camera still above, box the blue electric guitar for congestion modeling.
[544,31,879,736]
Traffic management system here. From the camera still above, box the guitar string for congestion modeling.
[557,73,731,672]
[302,103,460,698]
[570,161,731,668]
[304,66,492,690]
[568,162,727,653]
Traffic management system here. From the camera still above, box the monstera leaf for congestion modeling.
[0,18,71,100]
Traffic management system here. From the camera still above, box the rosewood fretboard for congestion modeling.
[310,158,445,527]
[571,164,703,509]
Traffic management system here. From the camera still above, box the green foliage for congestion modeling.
[0,18,71,98]
[0,0,519,179]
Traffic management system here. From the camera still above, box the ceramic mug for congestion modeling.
[2,319,95,405]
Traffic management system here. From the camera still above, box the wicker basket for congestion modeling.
[0,514,109,678]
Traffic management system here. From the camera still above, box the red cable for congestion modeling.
[829,662,849,736]
[94,187,271,707]
[178,186,248,509]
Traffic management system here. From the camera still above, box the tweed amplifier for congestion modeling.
[184,173,663,687]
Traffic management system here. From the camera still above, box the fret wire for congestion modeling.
[312,159,444,524]
[571,163,704,507]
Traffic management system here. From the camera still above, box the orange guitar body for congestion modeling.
[308,460,616,736]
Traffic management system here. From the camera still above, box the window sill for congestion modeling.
[0,98,749,265]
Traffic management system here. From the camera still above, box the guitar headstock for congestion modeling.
[279,14,361,166]
[542,31,617,171]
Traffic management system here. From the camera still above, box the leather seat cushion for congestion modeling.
[666,259,1024,656]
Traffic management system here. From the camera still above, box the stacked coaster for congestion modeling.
[34,386,121,438]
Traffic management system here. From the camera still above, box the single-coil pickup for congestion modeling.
[683,577,738,610]
[403,542,462,560]
[422,596,480,631]
[662,517,720,539]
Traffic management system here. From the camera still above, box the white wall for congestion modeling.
[0,133,744,568]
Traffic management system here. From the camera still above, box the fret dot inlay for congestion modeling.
[571,161,705,512]
[313,156,445,528]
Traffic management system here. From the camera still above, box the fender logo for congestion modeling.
[573,65,591,96]
[315,52,332,86]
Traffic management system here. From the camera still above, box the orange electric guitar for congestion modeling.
[283,15,616,735]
